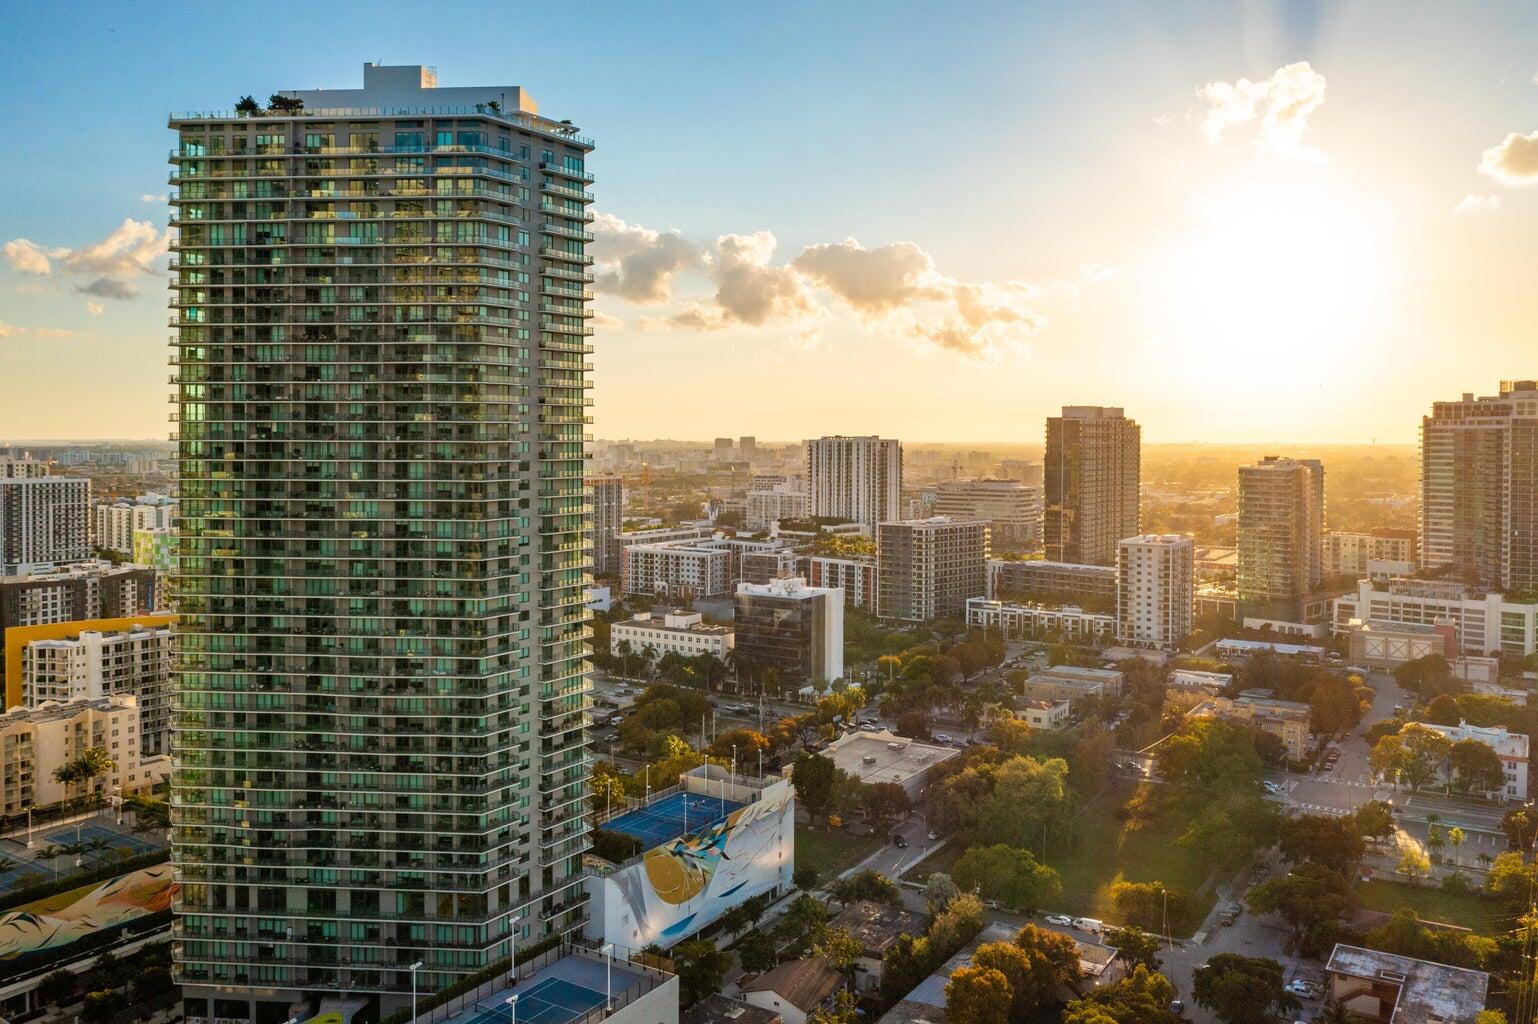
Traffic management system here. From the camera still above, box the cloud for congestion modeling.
[1478,130,1538,185]
[1453,194,1502,214]
[0,321,74,340]
[591,213,704,304]
[1197,61,1327,160]
[657,231,821,332]
[2,218,168,301]
[141,194,168,204]
[1079,262,1117,283]
[86,301,104,316]
[591,311,624,330]
[75,277,139,300]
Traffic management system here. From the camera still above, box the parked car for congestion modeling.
[860,722,881,732]
[927,829,939,841]
[1072,917,1104,934]
[934,733,952,744]
[1045,913,1074,927]
[983,899,1001,911]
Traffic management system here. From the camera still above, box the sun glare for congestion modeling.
[1155,174,1398,377]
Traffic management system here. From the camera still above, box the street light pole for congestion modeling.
[506,995,518,1024]
[409,960,424,1024]
[601,943,614,1010]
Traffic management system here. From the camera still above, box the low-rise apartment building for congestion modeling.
[986,559,1117,609]
[1418,719,1529,801]
[806,555,877,610]
[1323,529,1417,578]
[1019,698,1072,730]
[1192,694,1311,760]
[1022,665,1124,705]
[0,696,165,814]
[610,609,735,662]
[965,597,1115,644]
[1333,577,1538,657]
[18,622,173,755]
[827,900,926,994]
[1168,669,1233,694]
[1324,944,1488,1024]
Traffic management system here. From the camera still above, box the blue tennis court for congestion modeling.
[604,791,743,849]
[465,978,607,1024]
[0,852,49,891]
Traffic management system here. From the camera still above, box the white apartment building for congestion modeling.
[623,542,731,598]
[806,555,878,610]
[1420,380,1538,593]
[1019,698,1071,731]
[0,470,91,574]
[1323,529,1417,578]
[1115,534,1194,650]
[1332,577,1538,657]
[610,609,734,662]
[965,597,1115,644]
[746,483,810,531]
[806,436,903,532]
[94,492,176,555]
[932,479,1043,549]
[1419,720,1529,801]
[0,696,164,814]
[20,623,173,755]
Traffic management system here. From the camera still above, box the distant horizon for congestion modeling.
[1,436,1422,449]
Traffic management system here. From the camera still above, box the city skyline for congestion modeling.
[5,2,1538,444]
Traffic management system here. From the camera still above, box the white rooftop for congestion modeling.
[823,729,959,785]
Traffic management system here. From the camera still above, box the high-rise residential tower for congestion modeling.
[169,64,593,1017]
[1043,407,1140,566]
[932,478,1043,550]
[589,475,625,577]
[0,458,91,574]
[806,435,903,531]
[1237,456,1325,618]
[1420,381,1538,594]
[1115,534,1194,650]
[876,516,989,622]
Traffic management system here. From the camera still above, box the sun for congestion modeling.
[1152,171,1398,378]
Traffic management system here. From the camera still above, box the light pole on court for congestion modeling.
[505,994,518,1024]
[409,961,423,1024]
[601,942,614,1010]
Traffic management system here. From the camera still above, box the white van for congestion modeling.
[1072,917,1104,934]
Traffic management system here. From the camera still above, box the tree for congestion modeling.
[925,872,962,913]
[1109,881,1188,933]
[737,930,778,973]
[709,728,773,762]
[1155,718,1264,796]
[1278,815,1365,874]
[793,865,821,891]
[672,938,731,1007]
[812,926,863,972]
[1247,863,1351,957]
[930,893,986,957]
[807,991,859,1024]
[1352,800,1396,840]
[793,752,839,823]
[53,746,115,792]
[1394,654,1453,700]
[882,932,935,1003]
[989,716,1034,755]
[1372,724,1453,790]
[1191,954,1298,1024]
[1504,808,1537,851]
[1063,966,1180,1024]
[1486,851,1537,907]
[234,94,261,116]
[1423,693,1463,725]
[1448,826,1466,860]
[266,93,304,113]
[953,844,1063,914]
[1397,847,1432,883]
[1104,927,1162,972]
[996,925,1082,1019]
[945,965,1012,1024]
[1449,739,1505,795]
[38,970,77,1006]
[828,869,900,907]
[861,782,913,826]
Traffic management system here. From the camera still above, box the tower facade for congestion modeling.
[805,436,902,531]
[169,64,593,1015]
[1043,407,1140,566]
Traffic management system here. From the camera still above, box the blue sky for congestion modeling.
[3,2,1538,442]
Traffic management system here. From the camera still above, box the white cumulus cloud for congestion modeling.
[1453,194,1502,214]
[1479,130,1538,186]
[1197,61,1328,160]
[2,218,168,301]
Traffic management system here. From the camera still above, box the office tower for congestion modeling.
[1116,534,1194,650]
[806,436,903,531]
[0,461,91,574]
[1043,407,1140,566]
[734,577,844,685]
[876,517,989,622]
[590,475,625,576]
[738,436,756,456]
[95,492,177,555]
[21,622,173,754]
[1421,380,1538,593]
[932,478,1043,550]
[1237,456,1325,617]
[714,437,734,457]
[169,64,593,1014]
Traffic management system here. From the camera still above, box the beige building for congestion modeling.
[1022,665,1124,704]
[610,609,734,662]
[0,696,164,814]
[1019,698,1071,730]
[1043,406,1140,566]
[877,517,989,622]
[932,479,1043,550]
[20,623,173,754]
[1238,456,1325,619]
[806,436,903,532]
[1115,534,1193,650]
[1323,529,1417,578]
[1191,694,1311,760]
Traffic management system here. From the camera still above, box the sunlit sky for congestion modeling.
[2,1,1537,443]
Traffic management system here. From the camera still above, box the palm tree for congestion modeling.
[1448,826,1466,864]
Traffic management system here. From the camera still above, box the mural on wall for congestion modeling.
[0,863,178,961]
[610,787,793,945]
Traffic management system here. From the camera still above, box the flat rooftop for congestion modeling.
[1326,943,1489,1024]
[441,947,664,1024]
[682,995,781,1024]
[823,729,959,786]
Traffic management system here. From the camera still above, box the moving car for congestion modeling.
[1045,913,1074,927]
[891,833,909,848]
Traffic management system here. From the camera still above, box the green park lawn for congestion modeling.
[1356,879,1512,935]
[796,823,883,881]
[904,782,1219,936]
